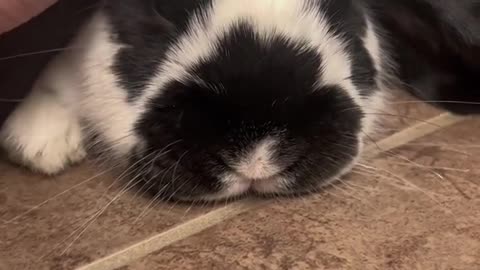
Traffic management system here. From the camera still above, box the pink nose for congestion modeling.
[235,158,280,179]
[232,138,282,180]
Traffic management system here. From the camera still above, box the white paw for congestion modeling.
[1,126,86,175]
[0,89,86,175]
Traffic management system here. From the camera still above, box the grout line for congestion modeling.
[365,113,466,155]
[76,113,466,270]
[76,200,268,270]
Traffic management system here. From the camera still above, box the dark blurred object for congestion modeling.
[367,0,480,115]
[0,0,100,126]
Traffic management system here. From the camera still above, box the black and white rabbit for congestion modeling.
[1,0,478,201]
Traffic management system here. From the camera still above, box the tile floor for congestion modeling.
[0,94,479,270]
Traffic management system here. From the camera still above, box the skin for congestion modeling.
[0,0,57,34]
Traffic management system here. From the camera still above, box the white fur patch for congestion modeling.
[233,138,280,180]
[252,176,290,194]
[362,19,382,73]
[203,173,291,200]
[202,174,252,201]
[360,19,387,139]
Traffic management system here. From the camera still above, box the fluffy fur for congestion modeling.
[1,0,478,201]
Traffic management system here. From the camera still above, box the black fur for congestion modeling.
[367,0,480,114]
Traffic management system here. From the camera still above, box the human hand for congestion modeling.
[0,0,57,34]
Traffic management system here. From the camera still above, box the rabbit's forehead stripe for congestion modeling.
[136,0,361,113]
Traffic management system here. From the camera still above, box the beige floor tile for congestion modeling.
[372,91,442,140]
[0,161,215,270]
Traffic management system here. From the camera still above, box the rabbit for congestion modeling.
[0,0,477,201]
